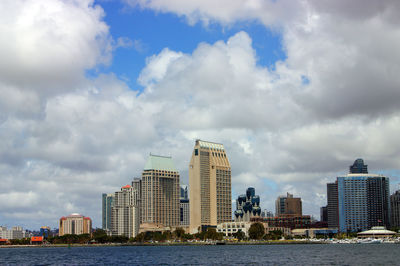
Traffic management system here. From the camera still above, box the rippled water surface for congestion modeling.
[1,244,399,265]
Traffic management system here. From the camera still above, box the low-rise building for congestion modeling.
[357,226,396,239]
[291,228,337,238]
[59,214,92,236]
[217,222,252,237]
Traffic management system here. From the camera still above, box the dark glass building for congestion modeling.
[349,158,368,174]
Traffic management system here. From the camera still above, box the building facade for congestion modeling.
[234,187,261,222]
[327,159,390,232]
[327,182,339,228]
[102,193,114,231]
[141,154,180,228]
[59,214,92,236]
[275,193,302,216]
[111,183,140,238]
[390,190,400,228]
[0,226,26,240]
[189,140,232,233]
[180,185,190,227]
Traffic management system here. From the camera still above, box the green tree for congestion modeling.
[248,222,265,240]
[233,230,246,241]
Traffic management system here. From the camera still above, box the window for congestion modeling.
[195,149,198,156]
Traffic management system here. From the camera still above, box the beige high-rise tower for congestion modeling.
[189,140,231,233]
[141,154,180,228]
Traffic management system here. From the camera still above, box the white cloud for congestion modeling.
[2,0,400,229]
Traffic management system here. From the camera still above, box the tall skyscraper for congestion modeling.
[327,182,339,228]
[189,140,231,233]
[59,214,92,236]
[327,159,390,232]
[141,154,180,228]
[102,193,114,231]
[275,193,302,216]
[390,190,400,228]
[234,187,261,222]
[111,183,140,238]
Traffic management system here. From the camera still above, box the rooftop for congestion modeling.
[196,139,225,150]
[144,154,177,172]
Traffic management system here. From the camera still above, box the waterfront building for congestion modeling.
[275,193,302,216]
[217,221,252,237]
[390,189,400,228]
[234,187,261,222]
[326,159,390,232]
[102,193,114,231]
[327,182,339,228]
[189,140,232,233]
[0,226,26,240]
[291,228,338,238]
[357,226,396,239]
[141,154,180,228]
[111,183,140,238]
[59,214,92,236]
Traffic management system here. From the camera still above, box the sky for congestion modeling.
[1,0,400,230]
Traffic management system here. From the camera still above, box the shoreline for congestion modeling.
[0,240,331,248]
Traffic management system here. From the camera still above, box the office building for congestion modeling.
[181,185,188,199]
[390,189,400,228]
[59,214,92,236]
[320,206,328,223]
[234,187,261,222]
[326,159,390,232]
[0,226,26,240]
[111,183,140,238]
[189,140,232,233]
[180,185,190,226]
[102,193,114,231]
[275,193,302,216]
[141,154,180,228]
[349,158,368,174]
[327,182,339,228]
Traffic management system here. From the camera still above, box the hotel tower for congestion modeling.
[189,140,231,233]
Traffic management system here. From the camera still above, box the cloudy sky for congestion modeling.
[1,0,400,230]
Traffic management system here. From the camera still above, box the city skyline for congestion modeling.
[1,1,400,230]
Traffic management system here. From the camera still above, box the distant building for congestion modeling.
[260,215,311,229]
[217,221,252,237]
[234,187,261,222]
[349,158,368,174]
[0,226,26,240]
[390,190,400,228]
[59,214,92,236]
[327,182,339,228]
[180,185,190,227]
[320,206,328,222]
[326,159,390,232]
[261,210,274,218]
[102,193,114,231]
[39,226,51,239]
[180,199,190,226]
[180,185,188,200]
[275,193,302,216]
[141,154,180,228]
[189,140,232,233]
[111,183,140,238]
